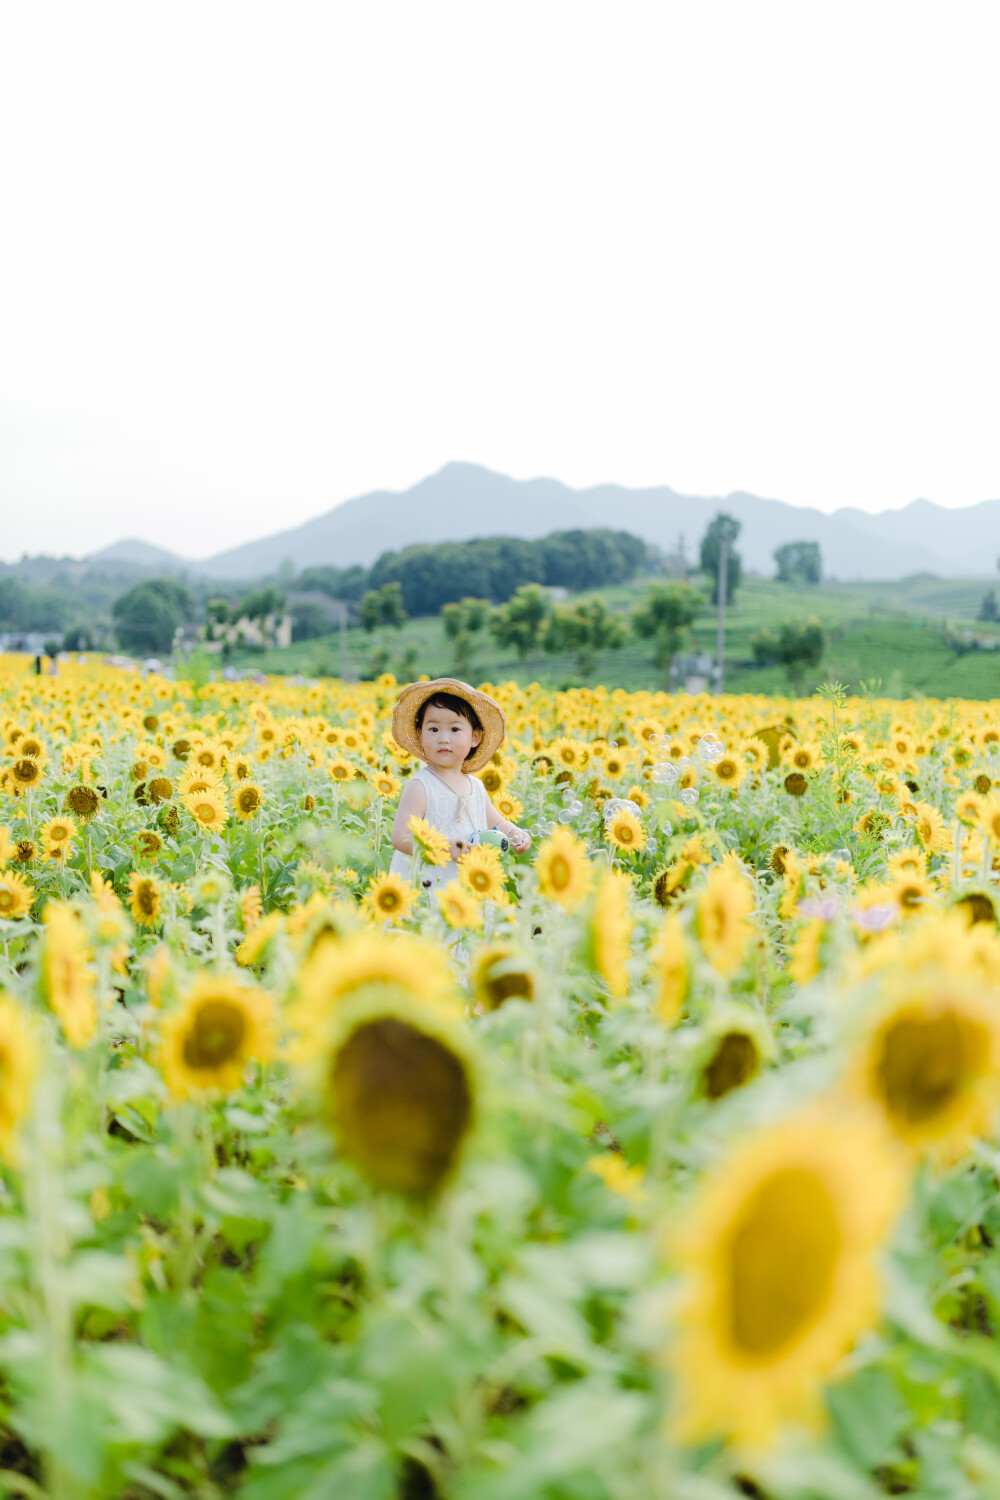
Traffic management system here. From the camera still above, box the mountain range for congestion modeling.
[85,462,1000,582]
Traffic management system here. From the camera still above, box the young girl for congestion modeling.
[389,678,531,889]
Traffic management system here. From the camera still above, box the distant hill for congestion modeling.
[88,538,188,569]
[83,463,1000,582]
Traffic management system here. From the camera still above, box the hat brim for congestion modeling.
[391,678,506,774]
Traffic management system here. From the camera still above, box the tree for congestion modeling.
[773,617,825,693]
[979,590,998,622]
[699,514,742,605]
[774,541,822,585]
[543,597,626,679]
[491,584,551,663]
[442,597,491,679]
[111,577,193,656]
[631,582,702,684]
[359,582,407,635]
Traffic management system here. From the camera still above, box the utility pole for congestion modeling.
[715,532,728,695]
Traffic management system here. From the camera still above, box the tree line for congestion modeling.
[299,528,649,617]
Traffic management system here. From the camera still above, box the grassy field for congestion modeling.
[222,573,1000,699]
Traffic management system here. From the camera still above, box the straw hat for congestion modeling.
[392,678,506,773]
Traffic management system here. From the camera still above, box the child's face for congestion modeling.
[419,703,482,770]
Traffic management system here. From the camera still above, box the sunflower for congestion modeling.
[654,914,688,1023]
[240,884,263,931]
[698,1005,772,1100]
[912,801,950,854]
[955,791,984,827]
[587,1152,648,1204]
[708,754,744,791]
[783,771,808,797]
[471,942,535,1008]
[0,873,34,920]
[232,782,264,822]
[291,931,458,1045]
[327,755,354,783]
[980,792,1000,843]
[11,756,42,793]
[128,872,164,929]
[478,765,504,796]
[177,765,224,797]
[889,869,935,918]
[535,828,592,911]
[132,828,164,862]
[436,881,483,930]
[42,902,97,1047]
[589,870,632,1000]
[768,843,794,876]
[457,846,507,903]
[0,997,38,1164]
[64,783,102,822]
[370,770,401,800]
[741,737,769,772]
[160,977,274,1100]
[40,816,77,861]
[696,865,754,976]
[494,791,523,822]
[668,1107,905,1448]
[16,735,46,763]
[0,826,14,865]
[236,910,284,967]
[182,787,229,831]
[362,871,418,924]
[148,776,173,804]
[848,967,1000,1160]
[408,816,451,867]
[605,808,645,852]
[316,982,475,1197]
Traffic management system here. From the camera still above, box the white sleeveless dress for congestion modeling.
[389,764,491,891]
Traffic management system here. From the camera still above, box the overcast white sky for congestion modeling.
[2,2,999,562]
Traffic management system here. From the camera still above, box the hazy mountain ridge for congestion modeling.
[74,463,1000,582]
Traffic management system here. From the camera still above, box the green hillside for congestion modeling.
[222,573,1000,700]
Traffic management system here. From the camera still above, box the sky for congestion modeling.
[2,2,1000,563]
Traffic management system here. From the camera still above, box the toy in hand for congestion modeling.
[468,828,510,854]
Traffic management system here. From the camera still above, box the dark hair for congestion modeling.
[415,692,483,734]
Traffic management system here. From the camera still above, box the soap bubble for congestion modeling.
[644,838,657,855]
[679,787,700,806]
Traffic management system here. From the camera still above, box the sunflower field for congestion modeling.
[8,657,1000,1497]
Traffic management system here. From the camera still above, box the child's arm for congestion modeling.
[390,777,428,855]
[486,798,532,853]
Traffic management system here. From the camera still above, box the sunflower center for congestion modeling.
[727,1167,840,1359]
[549,854,571,891]
[876,1011,982,1125]
[379,890,400,911]
[469,870,490,891]
[330,1018,471,1195]
[703,1032,761,1099]
[183,1000,247,1069]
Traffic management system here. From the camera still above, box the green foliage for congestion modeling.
[491,584,552,662]
[111,577,194,656]
[631,581,702,682]
[359,584,407,635]
[0,575,74,633]
[699,513,742,604]
[441,597,491,678]
[367,530,648,617]
[753,616,826,691]
[979,589,998,622]
[543,596,626,678]
[775,539,822,584]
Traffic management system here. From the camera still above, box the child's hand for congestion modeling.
[450,837,471,861]
[510,826,532,853]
